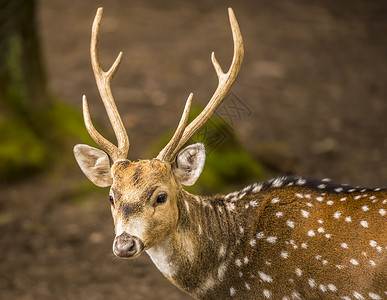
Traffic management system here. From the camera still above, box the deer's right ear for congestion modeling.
[73,144,113,187]
[173,143,206,186]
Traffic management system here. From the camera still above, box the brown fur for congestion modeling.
[108,159,387,299]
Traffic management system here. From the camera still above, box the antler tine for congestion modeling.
[158,8,244,161]
[82,95,118,157]
[84,7,129,162]
[157,93,193,161]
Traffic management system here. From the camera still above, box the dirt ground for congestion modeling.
[1,0,386,299]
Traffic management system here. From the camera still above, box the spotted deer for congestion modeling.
[74,7,387,300]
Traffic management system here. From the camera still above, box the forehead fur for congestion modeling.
[111,159,172,191]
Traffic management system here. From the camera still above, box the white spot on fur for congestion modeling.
[266,236,277,243]
[272,178,284,187]
[257,232,265,239]
[295,268,302,276]
[341,243,349,249]
[353,291,365,300]
[370,240,377,247]
[308,230,315,237]
[198,275,216,294]
[350,259,359,265]
[319,284,327,292]
[218,262,227,281]
[263,289,272,298]
[250,200,258,207]
[235,258,242,267]
[258,271,273,283]
[218,244,226,258]
[333,211,342,218]
[345,216,352,222]
[362,205,369,212]
[198,224,203,235]
[379,208,386,216]
[368,293,382,300]
[252,184,263,193]
[250,239,256,247]
[335,264,344,269]
[184,200,190,213]
[328,284,337,292]
[316,196,324,202]
[276,211,283,217]
[244,282,251,290]
[308,278,316,288]
[286,220,295,228]
[327,200,334,205]
[230,287,236,297]
[271,197,280,203]
[301,210,309,218]
[360,220,368,228]
[317,227,325,233]
[281,251,289,259]
[226,202,235,211]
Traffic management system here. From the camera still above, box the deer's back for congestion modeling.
[216,176,386,300]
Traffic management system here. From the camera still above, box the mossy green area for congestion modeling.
[0,97,93,183]
[153,106,269,195]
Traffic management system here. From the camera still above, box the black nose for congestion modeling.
[113,232,144,258]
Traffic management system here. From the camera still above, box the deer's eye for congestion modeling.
[156,193,167,205]
[109,195,114,205]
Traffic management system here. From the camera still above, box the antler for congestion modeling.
[157,8,244,162]
[82,7,129,162]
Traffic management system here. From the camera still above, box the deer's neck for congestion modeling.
[146,190,238,298]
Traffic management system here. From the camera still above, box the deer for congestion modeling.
[74,7,387,300]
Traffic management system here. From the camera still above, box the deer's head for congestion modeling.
[74,7,243,259]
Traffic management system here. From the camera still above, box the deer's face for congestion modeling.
[74,5,241,260]
[109,159,179,258]
[74,143,206,259]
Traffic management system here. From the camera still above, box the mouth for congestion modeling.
[113,232,145,259]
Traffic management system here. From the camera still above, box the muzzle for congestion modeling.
[113,232,144,258]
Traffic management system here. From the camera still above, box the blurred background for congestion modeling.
[0,0,386,299]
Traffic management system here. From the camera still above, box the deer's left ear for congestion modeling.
[173,143,206,186]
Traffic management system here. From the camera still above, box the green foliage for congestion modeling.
[0,116,46,181]
[44,101,93,146]
[0,96,92,183]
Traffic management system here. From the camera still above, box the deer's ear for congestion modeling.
[74,144,113,187]
[173,143,206,186]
